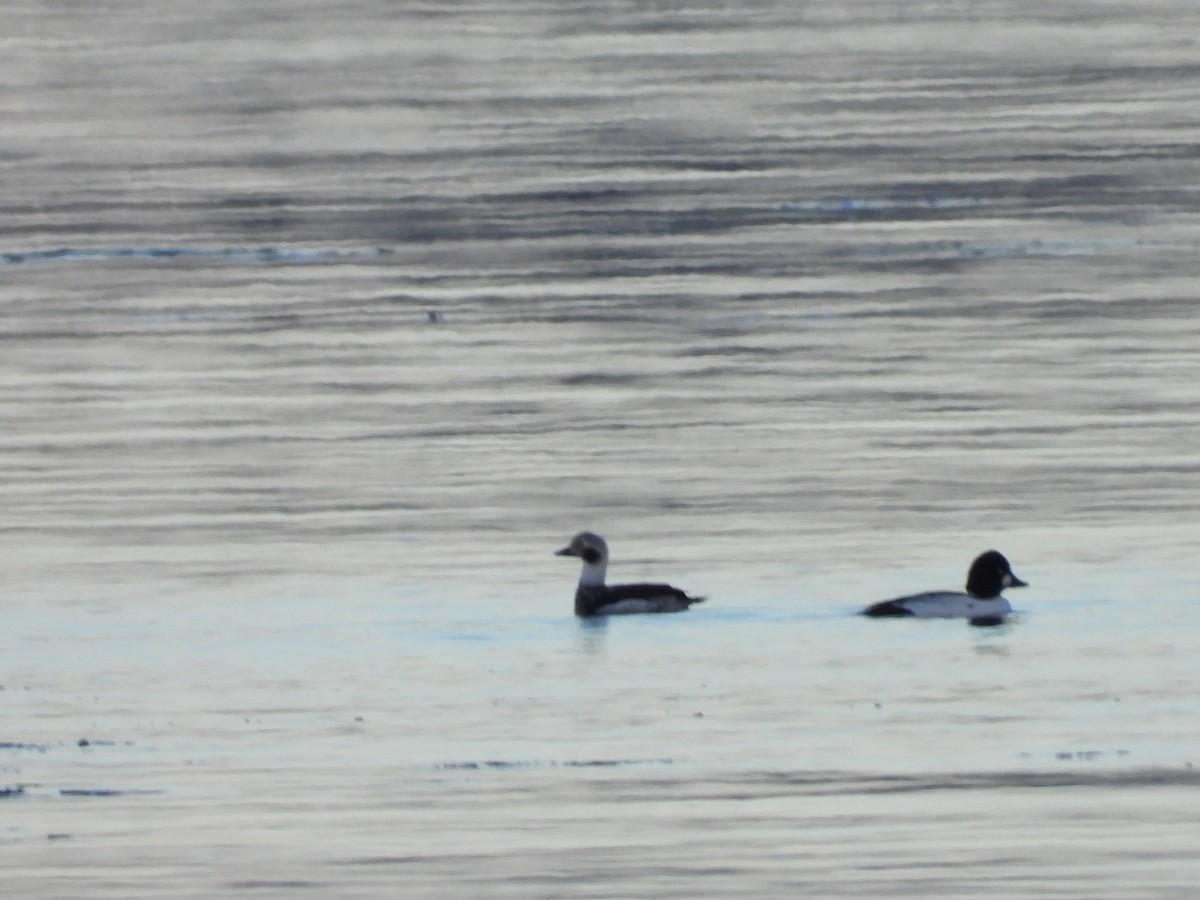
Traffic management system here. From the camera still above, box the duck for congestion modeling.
[862,550,1027,626]
[555,531,705,617]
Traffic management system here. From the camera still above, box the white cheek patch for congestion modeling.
[1002,572,1014,588]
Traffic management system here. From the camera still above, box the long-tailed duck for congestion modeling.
[555,531,705,617]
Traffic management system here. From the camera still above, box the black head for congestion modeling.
[965,550,1028,600]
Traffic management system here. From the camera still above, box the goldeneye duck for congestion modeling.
[862,550,1027,626]
[555,531,705,617]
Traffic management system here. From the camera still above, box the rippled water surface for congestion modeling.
[4,1,1200,896]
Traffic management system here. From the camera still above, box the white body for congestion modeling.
[591,599,661,615]
[892,591,1013,619]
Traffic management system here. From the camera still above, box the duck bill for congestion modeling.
[1006,572,1029,589]
[555,546,577,557]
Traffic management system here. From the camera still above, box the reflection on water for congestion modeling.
[5,0,1200,895]
[573,616,612,658]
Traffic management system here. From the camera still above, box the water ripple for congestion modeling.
[0,246,386,265]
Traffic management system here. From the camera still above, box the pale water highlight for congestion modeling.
[4,1,1200,896]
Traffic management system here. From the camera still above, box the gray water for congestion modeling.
[4,2,1200,896]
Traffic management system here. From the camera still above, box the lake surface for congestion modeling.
[4,1,1200,896]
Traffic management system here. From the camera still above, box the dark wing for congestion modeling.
[861,595,922,617]
[862,591,978,618]
[576,583,704,617]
